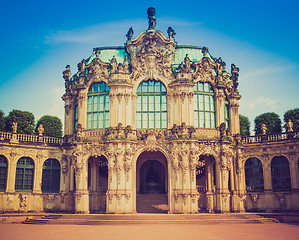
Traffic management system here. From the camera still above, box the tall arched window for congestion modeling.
[15,157,34,192]
[271,156,291,192]
[0,155,8,192]
[245,157,264,192]
[87,82,110,129]
[194,82,215,128]
[42,159,61,193]
[137,80,167,129]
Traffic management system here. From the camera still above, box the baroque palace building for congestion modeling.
[0,8,298,214]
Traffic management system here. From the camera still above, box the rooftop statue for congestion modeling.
[167,27,176,38]
[126,27,134,41]
[147,7,156,30]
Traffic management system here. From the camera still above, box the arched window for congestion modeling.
[271,156,291,192]
[15,157,34,192]
[0,155,8,192]
[87,82,110,129]
[225,100,230,129]
[42,159,61,193]
[137,80,167,129]
[194,82,215,128]
[245,158,264,192]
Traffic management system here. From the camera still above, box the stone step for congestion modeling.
[136,194,168,213]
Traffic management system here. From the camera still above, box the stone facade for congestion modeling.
[0,8,298,214]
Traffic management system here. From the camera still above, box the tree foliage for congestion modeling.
[254,112,282,135]
[239,114,250,136]
[0,110,5,131]
[35,115,63,137]
[5,110,35,134]
[284,108,299,132]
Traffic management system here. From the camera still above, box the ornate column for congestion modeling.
[262,155,273,212]
[77,89,88,129]
[289,153,299,190]
[215,88,226,128]
[62,95,75,136]
[33,157,43,195]
[105,147,117,213]
[72,150,89,214]
[6,150,17,194]
[229,93,241,135]
[205,160,214,213]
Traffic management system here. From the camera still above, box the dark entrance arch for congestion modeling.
[136,151,168,213]
[139,160,165,194]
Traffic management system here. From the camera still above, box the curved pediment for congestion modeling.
[126,30,177,82]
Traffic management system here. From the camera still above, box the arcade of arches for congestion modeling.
[0,9,298,214]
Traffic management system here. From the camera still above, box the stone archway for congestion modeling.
[136,151,168,213]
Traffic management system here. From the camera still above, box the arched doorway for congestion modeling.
[140,160,165,194]
[136,151,168,213]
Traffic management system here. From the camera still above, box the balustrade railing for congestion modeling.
[242,131,298,144]
[0,131,63,145]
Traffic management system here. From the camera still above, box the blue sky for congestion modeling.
[0,0,298,133]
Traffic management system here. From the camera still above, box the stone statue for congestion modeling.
[231,64,239,89]
[78,59,86,73]
[167,27,176,38]
[147,7,156,30]
[126,27,134,41]
[37,124,44,136]
[63,65,71,80]
[12,122,18,133]
[261,123,267,135]
[286,119,293,132]
[184,54,191,71]
[110,55,117,74]
[215,57,226,75]
[123,56,129,74]
[95,48,101,58]
[202,47,208,57]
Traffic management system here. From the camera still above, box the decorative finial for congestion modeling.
[167,27,176,38]
[261,123,267,135]
[126,27,134,41]
[231,64,240,90]
[147,7,156,30]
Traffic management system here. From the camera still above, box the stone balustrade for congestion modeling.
[242,131,298,144]
[0,131,63,145]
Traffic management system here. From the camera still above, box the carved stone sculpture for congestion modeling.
[147,7,156,30]
[126,27,134,41]
[286,119,293,132]
[37,124,44,136]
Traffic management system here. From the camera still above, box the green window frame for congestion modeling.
[271,156,291,192]
[225,100,230,130]
[87,82,110,129]
[245,157,264,192]
[136,80,167,129]
[194,82,216,128]
[42,158,61,193]
[15,157,34,192]
[0,155,8,192]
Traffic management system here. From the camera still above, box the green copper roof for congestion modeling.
[85,45,213,67]
[87,47,127,65]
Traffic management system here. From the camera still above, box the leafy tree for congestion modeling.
[284,108,299,132]
[5,110,35,134]
[35,115,63,138]
[239,114,250,136]
[254,112,282,135]
[0,110,6,131]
